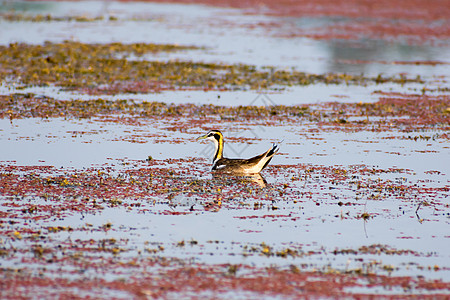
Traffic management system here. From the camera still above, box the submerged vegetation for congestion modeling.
[0,42,423,94]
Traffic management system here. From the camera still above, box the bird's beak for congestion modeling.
[197,134,208,141]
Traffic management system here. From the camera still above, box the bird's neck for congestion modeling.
[213,135,223,163]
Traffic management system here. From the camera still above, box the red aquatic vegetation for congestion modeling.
[1,158,449,298]
[1,262,449,299]
[1,93,449,134]
[136,0,450,21]
[25,0,449,44]
[1,92,449,298]
[145,0,450,44]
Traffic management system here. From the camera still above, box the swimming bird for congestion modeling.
[197,130,279,174]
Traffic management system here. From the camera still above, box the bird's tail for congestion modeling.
[267,140,282,157]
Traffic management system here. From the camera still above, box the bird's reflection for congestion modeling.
[167,173,268,213]
[212,172,268,188]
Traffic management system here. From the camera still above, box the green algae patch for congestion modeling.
[0,93,311,120]
[0,42,423,94]
[0,12,112,22]
[0,41,204,93]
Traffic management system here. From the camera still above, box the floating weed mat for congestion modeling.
[1,260,449,299]
[0,159,447,221]
[0,159,288,220]
[0,12,115,22]
[0,159,449,299]
[0,42,424,94]
[0,12,128,22]
[0,12,164,23]
[1,93,449,133]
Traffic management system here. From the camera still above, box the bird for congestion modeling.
[197,130,279,174]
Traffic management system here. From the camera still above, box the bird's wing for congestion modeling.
[212,143,280,173]
[245,143,279,165]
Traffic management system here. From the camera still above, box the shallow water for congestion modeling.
[2,118,449,279]
[1,1,448,109]
[2,118,449,172]
[1,81,443,106]
[1,1,449,79]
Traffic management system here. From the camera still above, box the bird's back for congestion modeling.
[212,143,279,174]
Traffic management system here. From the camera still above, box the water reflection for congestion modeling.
[166,173,267,212]
[324,41,446,78]
[212,172,268,188]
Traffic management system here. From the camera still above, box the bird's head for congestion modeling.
[197,130,223,143]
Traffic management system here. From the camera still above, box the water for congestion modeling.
[0,1,448,79]
[0,1,447,108]
[0,1,449,297]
